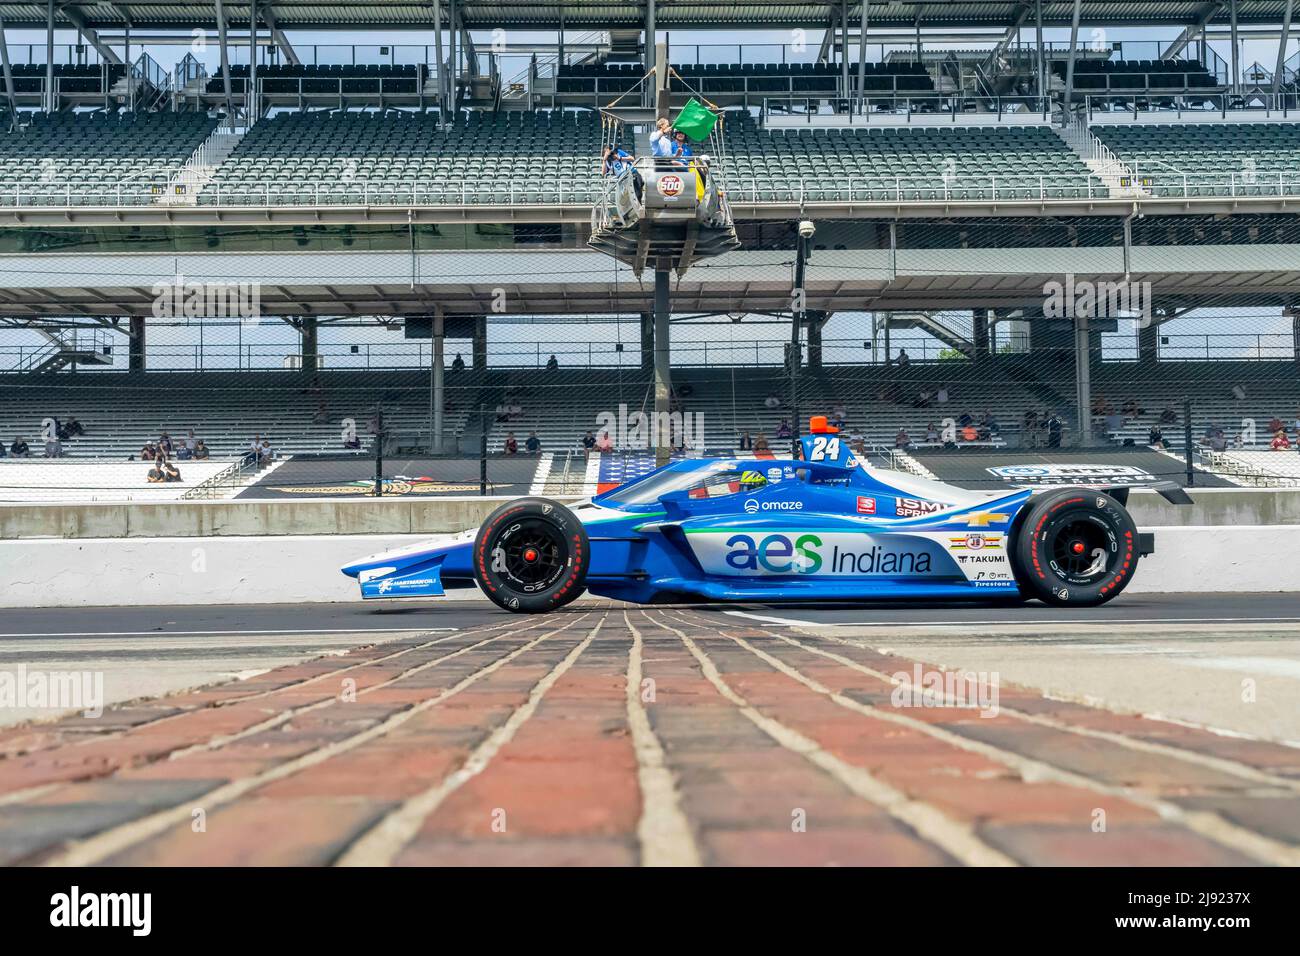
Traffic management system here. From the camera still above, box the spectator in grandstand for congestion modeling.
[1104,409,1123,438]
[507,400,523,420]
[603,144,643,197]
[960,423,979,443]
[895,428,912,450]
[546,354,559,372]
[670,130,694,169]
[775,418,792,439]
[162,460,182,482]
[64,416,84,437]
[581,430,596,452]
[146,462,165,483]
[176,442,193,461]
[525,431,541,454]
[1121,398,1144,419]
[184,430,198,455]
[140,440,157,461]
[913,388,932,409]
[159,432,174,456]
[1271,429,1292,451]
[1045,412,1063,448]
[925,422,939,443]
[830,403,848,428]
[1147,425,1166,450]
[936,386,949,405]
[504,432,519,455]
[596,430,614,453]
[44,434,63,458]
[9,437,29,458]
[738,430,753,451]
[246,435,263,466]
[451,353,466,373]
[1268,415,1285,435]
[194,439,210,460]
[1159,405,1178,425]
[650,118,674,160]
[896,348,910,367]
[754,433,771,453]
[494,402,510,423]
[258,437,274,465]
[764,393,781,410]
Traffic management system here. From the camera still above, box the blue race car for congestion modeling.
[342,416,1176,613]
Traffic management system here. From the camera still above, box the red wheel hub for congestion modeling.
[523,548,538,562]
[1071,541,1085,555]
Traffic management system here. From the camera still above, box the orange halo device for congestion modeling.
[808,415,838,434]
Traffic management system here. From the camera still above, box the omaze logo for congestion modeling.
[722,533,934,576]
[743,498,802,513]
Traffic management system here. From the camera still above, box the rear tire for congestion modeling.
[473,498,589,613]
[1011,488,1139,607]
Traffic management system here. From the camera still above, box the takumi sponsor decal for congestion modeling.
[856,496,876,514]
[987,464,1153,485]
[696,531,948,578]
[895,497,946,518]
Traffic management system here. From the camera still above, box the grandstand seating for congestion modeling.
[723,112,1097,200]
[206,64,427,96]
[0,112,217,202]
[556,61,931,98]
[1094,121,1300,196]
[1053,58,1220,92]
[199,109,618,204]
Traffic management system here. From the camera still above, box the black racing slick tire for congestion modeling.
[1011,488,1140,607]
[473,498,589,613]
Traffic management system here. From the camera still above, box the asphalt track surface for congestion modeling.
[2,594,1298,865]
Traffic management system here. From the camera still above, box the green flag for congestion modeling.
[673,98,718,143]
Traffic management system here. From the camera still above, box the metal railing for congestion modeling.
[760,93,1053,121]
[1085,91,1300,117]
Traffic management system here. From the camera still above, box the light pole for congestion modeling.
[790,220,815,453]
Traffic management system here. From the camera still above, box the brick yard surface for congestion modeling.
[1,606,1298,866]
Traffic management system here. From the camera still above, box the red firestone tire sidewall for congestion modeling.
[1011,488,1140,607]
[473,498,589,613]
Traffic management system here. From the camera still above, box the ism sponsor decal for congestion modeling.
[987,464,1153,485]
[717,532,935,577]
[896,497,946,518]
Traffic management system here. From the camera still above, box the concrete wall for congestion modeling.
[1,526,1296,608]
[1,488,1297,540]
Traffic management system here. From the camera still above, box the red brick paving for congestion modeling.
[0,607,1296,867]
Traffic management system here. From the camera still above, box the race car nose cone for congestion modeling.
[524,548,538,562]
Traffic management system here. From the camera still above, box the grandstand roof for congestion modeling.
[0,1,1297,32]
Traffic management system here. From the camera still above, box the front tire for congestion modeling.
[473,498,589,613]
[1011,488,1139,607]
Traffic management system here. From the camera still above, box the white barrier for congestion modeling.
[0,526,1295,608]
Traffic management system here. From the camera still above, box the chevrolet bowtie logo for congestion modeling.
[966,512,1009,527]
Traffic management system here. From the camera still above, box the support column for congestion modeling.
[300,315,318,374]
[640,311,654,370]
[215,0,234,118]
[129,316,146,373]
[249,0,259,120]
[840,0,850,104]
[644,0,656,107]
[1138,322,1159,365]
[432,0,447,112]
[1273,0,1295,97]
[472,313,487,371]
[807,311,825,369]
[973,310,990,362]
[45,0,54,113]
[1074,314,1093,447]
[1036,0,1046,98]
[856,0,868,115]
[1062,0,1083,116]
[1230,0,1239,94]
[432,308,445,453]
[653,272,672,465]
[0,13,17,121]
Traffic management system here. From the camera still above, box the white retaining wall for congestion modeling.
[0,526,1296,608]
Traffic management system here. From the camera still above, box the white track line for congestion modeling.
[785,629,1300,789]
[691,612,1300,867]
[654,611,1016,867]
[40,613,591,867]
[0,627,459,638]
[336,614,607,866]
[723,610,1300,629]
[622,611,702,867]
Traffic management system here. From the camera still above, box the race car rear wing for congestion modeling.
[1091,481,1193,507]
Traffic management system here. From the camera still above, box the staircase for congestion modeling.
[162,121,245,205]
[1053,114,1148,198]
[11,329,114,374]
[887,312,973,356]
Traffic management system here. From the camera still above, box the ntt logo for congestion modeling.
[744,499,803,514]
